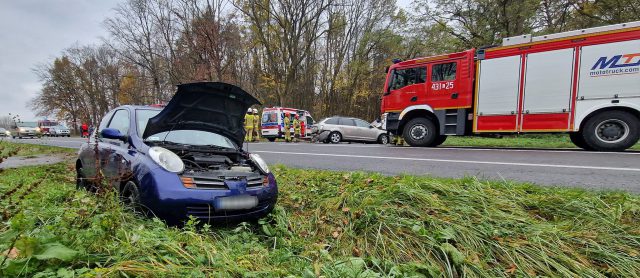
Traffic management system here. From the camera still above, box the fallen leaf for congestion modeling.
[342,207,350,213]
[2,247,19,259]
[505,264,517,274]
[332,231,340,238]
[352,246,361,257]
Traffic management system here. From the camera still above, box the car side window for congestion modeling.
[325,118,339,125]
[354,119,370,128]
[432,62,457,81]
[107,109,130,135]
[338,118,355,126]
[389,67,427,91]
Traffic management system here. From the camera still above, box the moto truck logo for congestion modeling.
[590,53,640,77]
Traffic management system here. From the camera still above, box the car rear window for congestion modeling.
[338,118,355,126]
[324,118,339,125]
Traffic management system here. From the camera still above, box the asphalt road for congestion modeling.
[7,136,640,192]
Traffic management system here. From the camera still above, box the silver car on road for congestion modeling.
[315,116,388,144]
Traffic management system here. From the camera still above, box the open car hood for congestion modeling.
[142,82,261,146]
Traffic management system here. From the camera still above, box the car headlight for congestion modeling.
[250,153,270,174]
[19,128,25,132]
[35,127,41,132]
[148,146,184,173]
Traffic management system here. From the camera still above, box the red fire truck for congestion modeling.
[381,21,640,151]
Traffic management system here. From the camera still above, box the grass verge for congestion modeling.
[443,134,640,150]
[1,163,639,277]
[0,140,76,158]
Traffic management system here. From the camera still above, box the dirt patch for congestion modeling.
[0,154,72,169]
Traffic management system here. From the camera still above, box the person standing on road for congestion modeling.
[283,112,291,142]
[245,108,254,142]
[253,108,260,142]
[293,114,301,143]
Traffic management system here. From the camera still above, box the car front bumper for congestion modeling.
[140,170,279,224]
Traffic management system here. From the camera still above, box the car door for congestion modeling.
[337,117,357,140]
[103,109,133,185]
[353,119,377,141]
[79,111,113,179]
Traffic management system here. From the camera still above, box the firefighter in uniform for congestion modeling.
[283,112,291,142]
[245,108,254,142]
[393,133,404,146]
[293,114,301,143]
[252,108,260,142]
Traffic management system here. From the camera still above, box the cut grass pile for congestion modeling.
[443,134,640,150]
[1,162,639,277]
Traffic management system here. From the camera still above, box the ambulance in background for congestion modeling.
[261,107,315,142]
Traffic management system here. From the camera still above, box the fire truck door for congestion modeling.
[427,61,460,106]
[475,55,522,132]
[520,48,574,131]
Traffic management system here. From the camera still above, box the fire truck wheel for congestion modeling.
[582,111,639,152]
[569,132,592,150]
[430,135,448,147]
[403,117,437,147]
[267,137,276,142]
[329,131,342,144]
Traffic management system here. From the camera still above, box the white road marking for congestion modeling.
[249,142,640,155]
[254,150,640,172]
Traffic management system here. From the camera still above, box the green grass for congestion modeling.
[0,141,75,158]
[1,163,639,277]
[443,134,640,150]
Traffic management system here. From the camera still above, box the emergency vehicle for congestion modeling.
[381,21,640,151]
[261,107,315,141]
[37,119,59,136]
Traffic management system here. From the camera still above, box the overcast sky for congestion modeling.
[0,0,120,121]
[0,0,412,121]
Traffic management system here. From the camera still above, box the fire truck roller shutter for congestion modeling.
[521,48,575,131]
[475,55,521,132]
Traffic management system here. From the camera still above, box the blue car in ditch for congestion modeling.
[75,82,277,225]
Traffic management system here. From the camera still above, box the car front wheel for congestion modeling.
[121,181,142,212]
[378,134,389,144]
[329,131,342,144]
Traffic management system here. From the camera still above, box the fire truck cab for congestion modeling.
[381,21,640,151]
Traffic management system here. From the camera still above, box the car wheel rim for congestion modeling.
[331,133,340,143]
[595,119,629,144]
[381,136,388,144]
[410,124,427,140]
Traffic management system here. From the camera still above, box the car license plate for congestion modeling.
[214,195,258,211]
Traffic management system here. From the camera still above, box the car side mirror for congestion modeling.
[101,128,127,141]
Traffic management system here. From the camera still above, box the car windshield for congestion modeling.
[18,122,37,128]
[136,109,236,149]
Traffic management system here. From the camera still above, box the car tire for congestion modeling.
[402,117,437,147]
[329,131,342,144]
[430,135,448,147]
[121,180,142,212]
[569,132,592,150]
[76,166,97,192]
[377,134,389,145]
[267,137,276,142]
[582,111,639,152]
